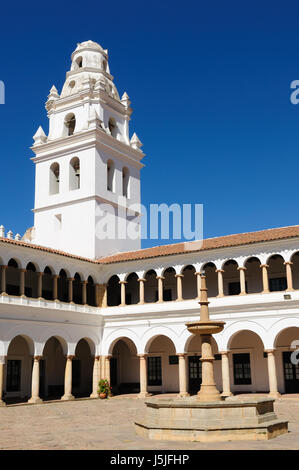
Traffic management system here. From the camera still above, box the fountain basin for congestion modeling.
[135,396,288,442]
[186,320,225,335]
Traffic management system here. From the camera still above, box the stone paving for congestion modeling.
[0,394,299,450]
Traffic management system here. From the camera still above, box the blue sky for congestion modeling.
[1,1,299,249]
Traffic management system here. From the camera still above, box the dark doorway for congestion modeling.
[188,356,202,394]
[283,351,299,393]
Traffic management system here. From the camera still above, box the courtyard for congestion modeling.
[0,394,298,450]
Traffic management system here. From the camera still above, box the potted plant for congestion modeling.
[97,379,111,399]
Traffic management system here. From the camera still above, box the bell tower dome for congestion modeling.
[31,40,145,259]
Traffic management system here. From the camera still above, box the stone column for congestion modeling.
[138,354,151,398]
[198,334,221,402]
[104,355,111,383]
[61,355,75,401]
[195,272,201,299]
[238,266,247,295]
[284,261,294,292]
[28,356,43,404]
[138,278,146,305]
[216,269,224,297]
[1,266,7,295]
[82,281,88,305]
[53,275,59,300]
[220,351,232,397]
[156,276,165,303]
[175,274,184,301]
[20,269,26,297]
[37,272,44,299]
[119,280,127,306]
[177,354,189,397]
[0,356,6,406]
[260,264,269,293]
[68,278,74,303]
[265,349,280,398]
[90,356,100,398]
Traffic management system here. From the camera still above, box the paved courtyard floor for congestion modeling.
[0,394,299,450]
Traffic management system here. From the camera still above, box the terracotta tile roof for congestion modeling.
[1,224,299,265]
[97,225,299,264]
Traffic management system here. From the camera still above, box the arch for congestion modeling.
[290,251,299,289]
[144,269,158,303]
[202,262,217,297]
[49,162,60,195]
[244,256,263,294]
[105,329,141,356]
[25,262,38,298]
[73,338,94,397]
[142,327,179,354]
[122,166,129,198]
[6,258,20,296]
[86,275,96,307]
[65,113,76,136]
[42,336,67,400]
[76,56,83,69]
[267,254,287,292]
[42,334,68,356]
[107,275,121,306]
[145,333,178,393]
[223,322,267,351]
[42,266,54,300]
[222,259,240,295]
[69,157,80,190]
[125,272,139,305]
[6,334,34,402]
[162,267,177,301]
[7,334,35,356]
[269,318,299,349]
[58,269,68,302]
[182,265,197,300]
[110,337,139,395]
[73,272,82,304]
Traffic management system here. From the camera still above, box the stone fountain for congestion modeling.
[135,274,288,442]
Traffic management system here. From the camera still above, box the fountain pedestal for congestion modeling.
[135,274,288,442]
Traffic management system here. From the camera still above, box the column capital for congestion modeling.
[177,353,187,358]
[68,277,74,282]
[53,274,59,279]
[81,280,88,285]
[284,261,293,266]
[37,271,44,276]
[104,355,112,360]
[174,273,184,278]
[119,280,127,285]
[66,355,75,360]
[33,355,43,361]
[156,275,165,280]
[260,264,269,269]
[215,269,224,273]
[137,278,146,283]
[264,349,276,354]
[1,265,8,270]
[138,353,148,358]
[219,350,230,356]
[20,269,27,273]
[237,266,247,271]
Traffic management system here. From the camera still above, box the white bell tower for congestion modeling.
[31,40,145,259]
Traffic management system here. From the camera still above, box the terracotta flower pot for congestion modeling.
[99,393,107,399]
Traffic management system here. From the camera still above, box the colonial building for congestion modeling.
[0,40,299,405]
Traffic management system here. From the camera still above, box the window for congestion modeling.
[228,282,241,295]
[147,357,162,386]
[49,163,60,195]
[69,157,80,190]
[169,355,178,365]
[269,277,287,292]
[76,56,83,69]
[65,114,76,136]
[122,167,129,198]
[6,360,21,392]
[107,160,114,191]
[108,118,117,138]
[233,353,251,385]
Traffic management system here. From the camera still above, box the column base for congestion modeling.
[216,294,224,298]
[268,392,281,399]
[90,392,99,399]
[138,392,152,398]
[0,400,6,406]
[28,397,43,404]
[177,392,190,398]
[221,391,233,398]
[1,293,8,297]
[61,394,75,401]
